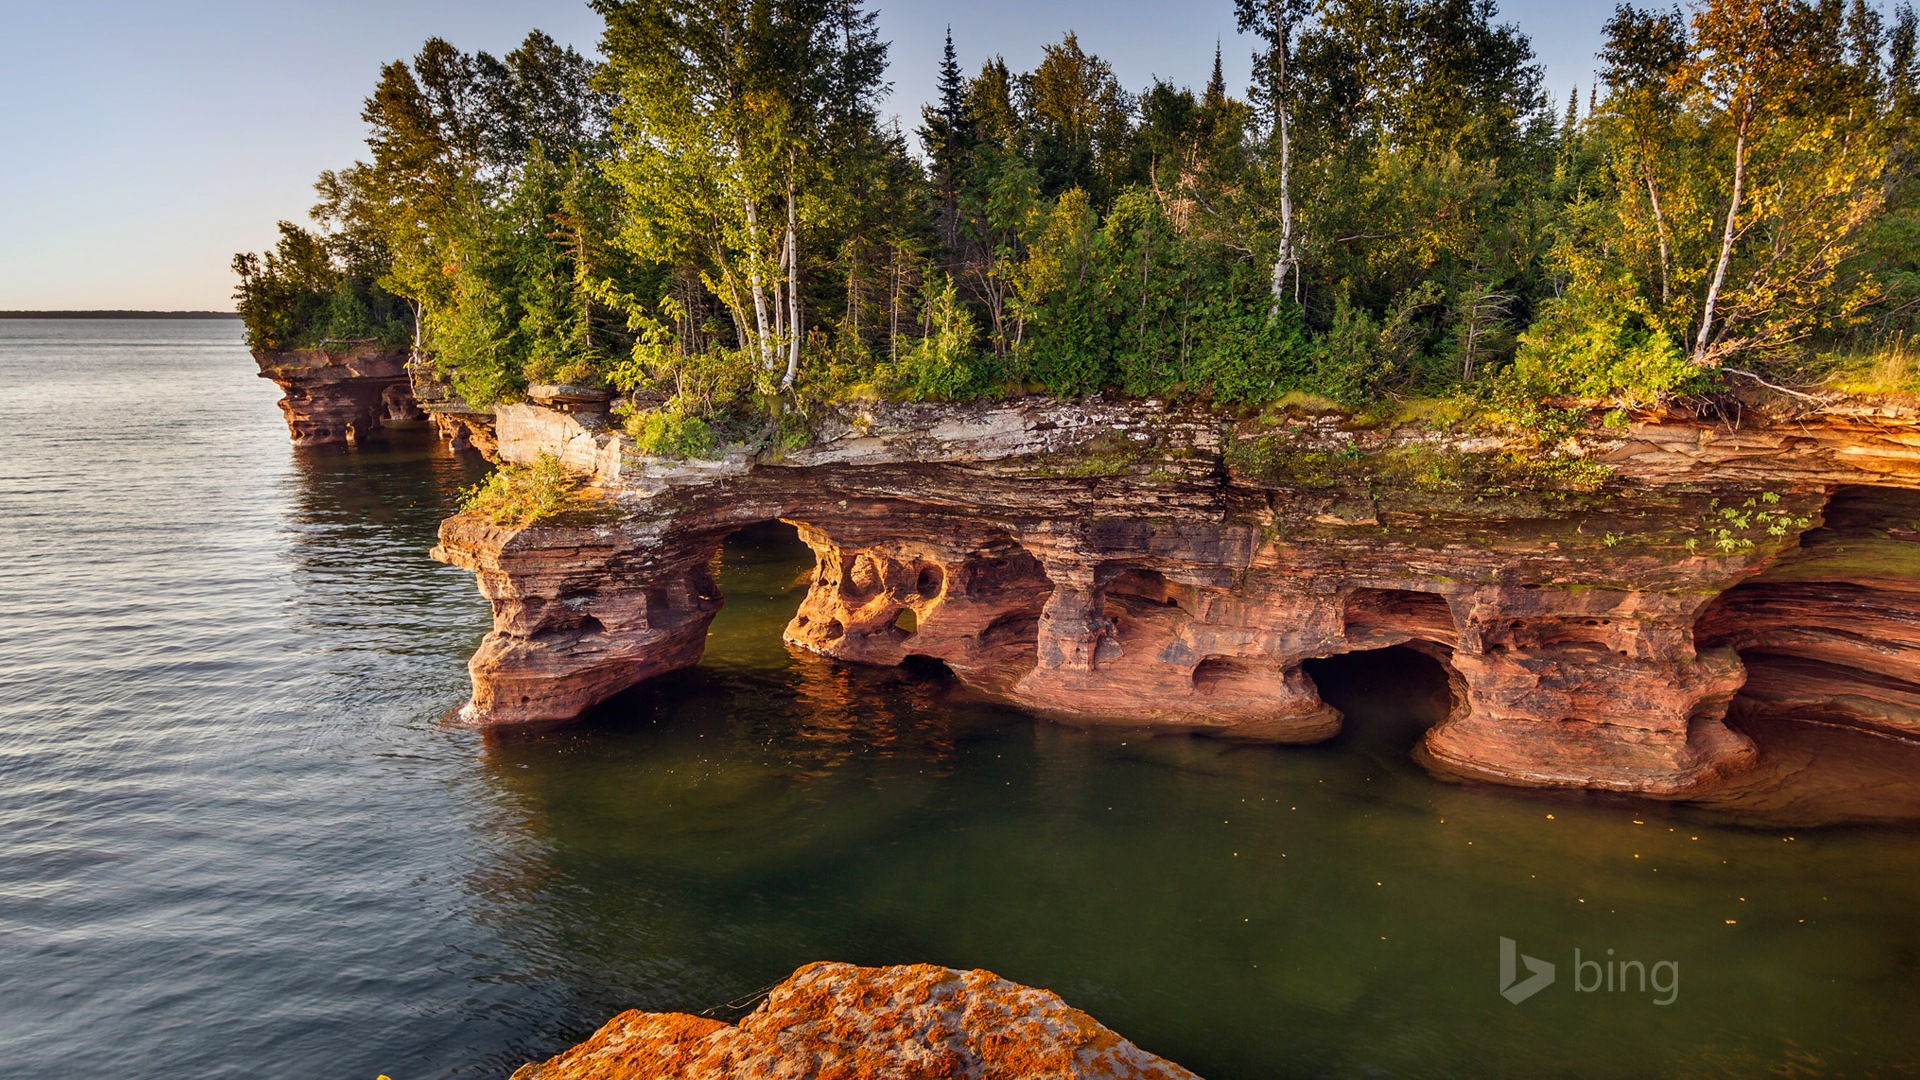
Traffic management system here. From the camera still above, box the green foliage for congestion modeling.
[232,223,411,351]
[1685,491,1815,554]
[1192,300,1308,405]
[891,275,991,400]
[1511,272,1709,404]
[242,0,1920,432]
[623,407,720,460]
[459,453,595,525]
[426,147,643,407]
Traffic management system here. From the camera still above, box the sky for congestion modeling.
[0,0,1623,311]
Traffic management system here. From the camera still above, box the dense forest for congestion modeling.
[235,0,1920,454]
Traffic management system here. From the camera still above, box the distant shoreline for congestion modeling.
[0,310,240,320]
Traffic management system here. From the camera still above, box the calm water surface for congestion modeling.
[2,320,1918,1078]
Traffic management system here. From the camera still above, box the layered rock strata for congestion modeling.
[254,344,420,445]
[407,357,497,456]
[432,397,1920,795]
[507,961,1198,1080]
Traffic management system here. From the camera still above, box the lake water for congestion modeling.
[2,319,1918,1078]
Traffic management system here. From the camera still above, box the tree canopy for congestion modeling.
[237,1,1920,452]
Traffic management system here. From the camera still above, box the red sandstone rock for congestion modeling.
[428,517,729,726]
[507,962,1200,1080]
[430,398,1920,795]
[254,344,418,445]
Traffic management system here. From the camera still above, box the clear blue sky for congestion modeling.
[0,0,1620,311]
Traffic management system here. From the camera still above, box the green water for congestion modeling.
[7,318,1910,1077]
[479,523,1920,1078]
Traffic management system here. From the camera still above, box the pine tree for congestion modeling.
[920,28,969,252]
[1892,4,1919,108]
[937,28,966,130]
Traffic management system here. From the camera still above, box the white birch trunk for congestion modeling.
[781,179,802,390]
[743,193,776,371]
[1645,163,1672,306]
[1695,114,1749,362]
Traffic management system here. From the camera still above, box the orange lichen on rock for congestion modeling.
[508,962,1201,1080]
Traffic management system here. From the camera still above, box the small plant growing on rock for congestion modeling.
[1691,491,1814,553]
[622,406,720,460]
[460,453,594,526]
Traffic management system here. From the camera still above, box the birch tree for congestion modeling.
[1681,0,1821,361]
[1236,0,1313,311]
[596,0,887,390]
[1599,6,1689,307]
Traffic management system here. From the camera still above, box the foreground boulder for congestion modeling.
[508,962,1200,1080]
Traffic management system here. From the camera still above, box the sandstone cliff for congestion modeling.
[253,344,421,445]
[430,395,1920,796]
[508,962,1198,1080]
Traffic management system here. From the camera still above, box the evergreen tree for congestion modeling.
[919,28,970,251]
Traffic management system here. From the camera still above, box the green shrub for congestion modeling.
[1512,273,1709,405]
[460,453,593,525]
[892,275,993,400]
[1308,283,1439,406]
[626,408,720,460]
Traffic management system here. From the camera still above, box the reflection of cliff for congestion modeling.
[276,426,492,649]
[435,397,1920,798]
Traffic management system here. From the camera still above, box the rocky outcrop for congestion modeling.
[406,357,497,457]
[429,516,728,725]
[1696,485,1920,742]
[254,344,419,445]
[432,397,1920,796]
[508,961,1198,1080]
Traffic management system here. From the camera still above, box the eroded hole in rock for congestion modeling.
[980,611,1041,650]
[578,615,605,635]
[824,619,846,640]
[900,653,955,680]
[915,566,944,598]
[1343,588,1454,644]
[1107,568,1190,614]
[699,518,812,660]
[963,547,1049,599]
[1502,618,1624,656]
[1303,645,1456,751]
[1191,655,1259,692]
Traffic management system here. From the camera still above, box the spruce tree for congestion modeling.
[920,28,969,252]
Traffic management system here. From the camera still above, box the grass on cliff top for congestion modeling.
[1809,335,1920,399]
[461,453,603,526]
[1225,431,1613,498]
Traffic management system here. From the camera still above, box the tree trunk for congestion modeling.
[1268,0,1297,315]
[780,176,803,390]
[1271,91,1295,313]
[743,194,776,370]
[1644,159,1673,306]
[1695,112,1749,362]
